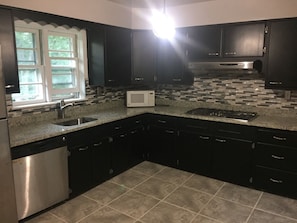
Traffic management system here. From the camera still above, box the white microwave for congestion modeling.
[126,90,155,107]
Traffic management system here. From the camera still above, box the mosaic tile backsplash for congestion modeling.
[6,74,297,117]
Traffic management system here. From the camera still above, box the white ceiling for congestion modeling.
[107,0,215,8]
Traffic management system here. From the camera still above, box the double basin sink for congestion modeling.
[54,117,97,126]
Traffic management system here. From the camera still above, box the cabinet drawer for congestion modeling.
[214,122,255,140]
[179,118,212,135]
[255,143,297,172]
[257,128,297,147]
[253,166,297,198]
[149,114,178,128]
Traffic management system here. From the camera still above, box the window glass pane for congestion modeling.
[52,92,79,101]
[17,49,37,65]
[18,69,41,83]
[48,35,74,58]
[15,31,35,48]
[52,68,76,89]
[12,84,44,102]
[51,59,76,67]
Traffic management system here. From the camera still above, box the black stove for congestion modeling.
[186,108,257,122]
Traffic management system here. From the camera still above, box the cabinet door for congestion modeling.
[0,8,19,93]
[91,137,112,184]
[213,137,252,186]
[147,125,178,167]
[87,25,105,86]
[265,19,297,90]
[178,131,212,176]
[68,145,93,197]
[105,26,131,86]
[222,23,265,57]
[186,25,221,60]
[132,30,156,85]
[156,29,193,85]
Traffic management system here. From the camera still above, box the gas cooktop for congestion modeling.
[186,108,258,122]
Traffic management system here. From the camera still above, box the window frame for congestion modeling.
[12,20,87,108]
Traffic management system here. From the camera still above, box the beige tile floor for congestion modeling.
[24,161,297,223]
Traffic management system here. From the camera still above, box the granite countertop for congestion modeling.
[9,100,297,148]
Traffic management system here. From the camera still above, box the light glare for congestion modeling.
[151,11,175,39]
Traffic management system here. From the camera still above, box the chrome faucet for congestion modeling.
[57,99,74,119]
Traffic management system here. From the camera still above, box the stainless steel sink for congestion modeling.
[54,117,97,126]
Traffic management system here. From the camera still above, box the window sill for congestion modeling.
[11,98,87,111]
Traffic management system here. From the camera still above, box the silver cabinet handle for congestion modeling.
[208,52,219,56]
[199,136,210,140]
[271,155,285,160]
[114,126,121,130]
[224,52,237,55]
[269,81,282,85]
[78,146,88,151]
[5,84,15,89]
[93,142,103,147]
[158,120,166,124]
[270,178,283,184]
[165,130,175,134]
[173,78,181,82]
[134,77,144,81]
[215,139,226,143]
[273,136,287,141]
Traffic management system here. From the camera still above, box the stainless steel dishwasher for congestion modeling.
[12,136,69,220]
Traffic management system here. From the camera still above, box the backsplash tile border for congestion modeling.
[6,74,297,118]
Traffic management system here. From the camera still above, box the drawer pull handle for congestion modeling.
[94,142,103,147]
[199,136,210,140]
[270,178,283,184]
[271,155,285,160]
[273,136,287,141]
[165,130,175,134]
[215,139,226,143]
[79,146,88,151]
[158,120,167,124]
[114,126,121,130]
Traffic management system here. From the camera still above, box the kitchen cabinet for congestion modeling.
[105,26,131,86]
[91,135,112,185]
[67,128,96,197]
[186,25,221,60]
[67,124,113,197]
[265,18,297,90]
[110,116,145,175]
[0,8,19,93]
[253,128,297,198]
[147,114,178,167]
[178,118,212,176]
[212,123,255,186]
[185,22,265,61]
[156,29,193,85]
[87,24,105,86]
[222,23,265,57]
[132,30,157,85]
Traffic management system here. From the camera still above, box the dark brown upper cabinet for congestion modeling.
[186,25,221,60]
[105,26,131,87]
[222,23,265,57]
[156,28,193,85]
[0,8,20,93]
[131,30,157,86]
[186,22,266,61]
[265,18,297,90]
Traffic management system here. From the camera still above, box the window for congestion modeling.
[12,21,87,107]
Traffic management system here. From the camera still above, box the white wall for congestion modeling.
[132,0,297,29]
[0,0,132,28]
[1,0,297,29]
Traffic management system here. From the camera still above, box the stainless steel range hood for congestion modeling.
[188,61,260,75]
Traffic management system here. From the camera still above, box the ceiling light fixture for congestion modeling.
[151,0,176,39]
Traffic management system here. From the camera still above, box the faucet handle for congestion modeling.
[60,99,65,107]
